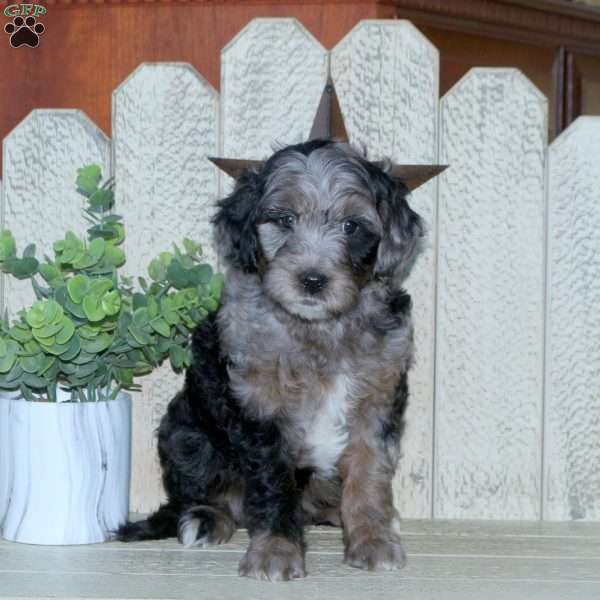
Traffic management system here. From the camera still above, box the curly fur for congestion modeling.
[116,139,422,582]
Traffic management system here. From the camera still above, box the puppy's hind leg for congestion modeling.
[178,504,236,548]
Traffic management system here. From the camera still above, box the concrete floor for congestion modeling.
[1,519,600,600]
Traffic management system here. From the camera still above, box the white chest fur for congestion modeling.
[304,374,352,477]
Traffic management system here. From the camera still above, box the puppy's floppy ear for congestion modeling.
[374,175,424,279]
[212,169,263,272]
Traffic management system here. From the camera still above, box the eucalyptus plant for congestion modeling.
[0,165,222,402]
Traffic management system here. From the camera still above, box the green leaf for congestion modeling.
[132,307,150,328]
[0,231,16,261]
[21,340,41,356]
[0,340,18,373]
[26,302,47,329]
[69,361,99,380]
[161,297,180,325]
[3,362,23,384]
[32,321,63,340]
[38,355,56,376]
[22,243,36,259]
[167,261,190,289]
[88,237,106,261]
[43,300,63,325]
[88,189,113,210]
[67,274,90,304]
[82,296,106,322]
[191,264,213,285]
[182,238,202,257]
[147,297,159,319]
[148,259,166,282]
[72,252,99,270]
[60,333,81,362]
[9,326,32,343]
[39,263,63,285]
[22,372,49,388]
[2,257,39,279]
[101,290,121,316]
[127,325,153,346]
[209,273,225,299]
[89,278,113,298]
[104,244,125,267]
[42,339,72,356]
[169,345,186,370]
[117,312,132,338]
[108,223,125,246]
[116,368,134,387]
[76,165,102,196]
[55,318,75,345]
[71,350,94,365]
[201,297,219,312]
[132,293,148,311]
[159,252,174,266]
[20,354,43,374]
[64,297,87,320]
[150,318,170,338]
[80,333,112,354]
[59,232,85,264]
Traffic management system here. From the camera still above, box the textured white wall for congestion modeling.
[544,117,600,521]
[221,18,328,159]
[1,18,599,522]
[435,69,547,519]
[331,20,439,519]
[112,63,219,512]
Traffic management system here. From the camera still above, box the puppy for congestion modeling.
[116,138,423,581]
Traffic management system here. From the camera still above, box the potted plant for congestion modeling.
[0,165,222,545]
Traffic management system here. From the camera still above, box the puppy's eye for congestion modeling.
[342,220,359,235]
[278,214,297,228]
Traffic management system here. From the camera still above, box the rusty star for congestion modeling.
[209,79,447,191]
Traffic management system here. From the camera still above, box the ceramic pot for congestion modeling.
[0,390,131,545]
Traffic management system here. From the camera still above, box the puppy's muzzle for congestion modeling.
[299,270,328,295]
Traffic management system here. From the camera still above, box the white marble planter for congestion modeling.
[0,390,131,545]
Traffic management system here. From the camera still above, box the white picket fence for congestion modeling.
[1,18,598,521]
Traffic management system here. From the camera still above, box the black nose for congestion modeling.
[299,271,328,295]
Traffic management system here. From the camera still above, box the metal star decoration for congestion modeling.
[209,79,447,191]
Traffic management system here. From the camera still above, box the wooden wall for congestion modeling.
[1,0,600,163]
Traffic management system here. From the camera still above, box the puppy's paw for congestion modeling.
[345,536,407,571]
[178,505,235,548]
[239,535,306,582]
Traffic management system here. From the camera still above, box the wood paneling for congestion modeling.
[1,110,110,316]
[0,1,378,165]
[435,69,547,519]
[544,117,600,521]
[331,20,439,518]
[1,0,600,162]
[112,63,219,513]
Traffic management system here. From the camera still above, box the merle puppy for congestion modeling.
[116,138,423,581]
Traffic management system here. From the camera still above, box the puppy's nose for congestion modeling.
[300,271,328,295]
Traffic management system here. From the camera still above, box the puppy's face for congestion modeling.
[256,149,382,320]
[213,140,423,321]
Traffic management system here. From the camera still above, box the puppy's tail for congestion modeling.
[114,503,180,542]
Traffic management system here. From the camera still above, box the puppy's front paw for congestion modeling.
[345,536,407,571]
[239,535,306,582]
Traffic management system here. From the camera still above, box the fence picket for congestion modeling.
[220,17,328,193]
[331,20,439,519]
[1,110,110,317]
[544,116,600,521]
[435,69,547,519]
[112,63,219,512]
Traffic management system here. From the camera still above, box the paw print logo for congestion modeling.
[4,16,45,48]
